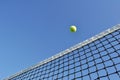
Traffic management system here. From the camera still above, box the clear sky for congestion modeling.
[0,0,120,79]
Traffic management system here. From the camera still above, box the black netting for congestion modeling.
[6,29,120,80]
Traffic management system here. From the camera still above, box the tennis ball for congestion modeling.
[70,25,77,32]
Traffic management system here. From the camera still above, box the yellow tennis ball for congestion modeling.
[70,25,77,32]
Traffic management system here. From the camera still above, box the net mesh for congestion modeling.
[5,26,120,80]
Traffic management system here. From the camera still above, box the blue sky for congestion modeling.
[0,0,120,79]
